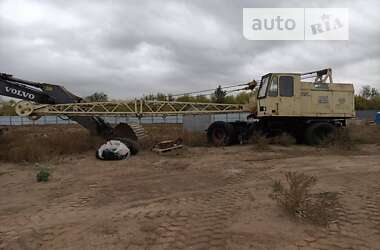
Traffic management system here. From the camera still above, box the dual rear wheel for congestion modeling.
[207,121,235,146]
[207,121,338,146]
[305,122,337,145]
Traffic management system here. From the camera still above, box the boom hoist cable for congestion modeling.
[149,80,258,100]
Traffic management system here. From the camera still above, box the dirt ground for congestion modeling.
[1,136,380,250]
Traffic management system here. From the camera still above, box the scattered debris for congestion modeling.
[96,140,131,160]
[152,138,183,154]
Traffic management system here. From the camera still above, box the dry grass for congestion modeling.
[0,125,102,162]
[322,125,380,152]
[1,123,377,163]
[142,124,207,148]
[322,128,358,151]
[250,132,296,150]
[271,172,339,226]
[143,124,183,140]
[270,133,296,146]
[347,124,380,144]
[251,125,379,151]
[139,124,182,149]
[181,131,208,146]
[249,132,271,150]
[0,124,207,162]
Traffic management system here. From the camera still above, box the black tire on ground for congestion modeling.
[305,122,337,145]
[207,121,236,146]
[111,137,140,155]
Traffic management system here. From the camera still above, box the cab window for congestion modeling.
[258,76,269,98]
[279,76,294,97]
[268,76,278,97]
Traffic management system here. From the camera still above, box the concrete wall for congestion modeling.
[183,113,250,132]
[183,114,212,132]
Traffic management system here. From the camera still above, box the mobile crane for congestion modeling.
[207,68,355,145]
[0,68,355,148]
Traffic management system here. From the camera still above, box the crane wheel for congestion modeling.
[305,122,337,145]
[207,121,235,146]
[15,101,34,117]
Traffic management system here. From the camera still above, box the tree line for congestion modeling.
[142,86,252,104]
[354,85,380,110]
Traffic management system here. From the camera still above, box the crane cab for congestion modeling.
[255,69,355,118]
[256,72,299,117]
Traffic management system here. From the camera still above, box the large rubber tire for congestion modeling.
[207,121,235,146]
[112,123,147,141]
[111,137,140,155]
[305,122,337,145]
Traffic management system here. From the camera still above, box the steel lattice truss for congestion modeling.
[29,100,245,117]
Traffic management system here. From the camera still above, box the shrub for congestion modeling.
[36,168,50,182]
[250,132,296,149]
[319,125,380,151]
[270,133,296,146]
[347,124,380,144]
[271,172,339,226]
[320,128,357,151]
[249,132,270,150]
[182,131,207,147]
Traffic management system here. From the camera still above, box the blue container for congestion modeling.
[376,112,380,125]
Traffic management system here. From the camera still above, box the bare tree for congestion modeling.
[360,85,379,100]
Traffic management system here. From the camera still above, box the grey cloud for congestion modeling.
[0,0,379,99]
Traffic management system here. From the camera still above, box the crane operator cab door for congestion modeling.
[257,74,297,117]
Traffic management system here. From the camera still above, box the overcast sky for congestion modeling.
[0,0,379,99]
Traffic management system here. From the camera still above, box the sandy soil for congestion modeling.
[0,144,380,250]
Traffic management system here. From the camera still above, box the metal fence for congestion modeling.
[356,110,380,121]
[0,113,250,126]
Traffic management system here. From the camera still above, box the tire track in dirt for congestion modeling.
[122,187,249,250]
[5,150,379,249]
[363,184,380,239]
[296,175,378,250]
[0,161,260,250]
[118,165,261,250]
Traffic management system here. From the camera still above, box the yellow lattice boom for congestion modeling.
[15,99,246,117]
